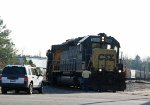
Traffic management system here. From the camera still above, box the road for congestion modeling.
[0,86,150,105]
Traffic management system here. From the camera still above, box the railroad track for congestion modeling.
[42,79,150,93]
[126,79,150,84]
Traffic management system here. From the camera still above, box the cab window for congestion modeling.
[31,68,38,75]
[92,43,100,48]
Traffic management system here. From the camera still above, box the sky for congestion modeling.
[0,0,150,58]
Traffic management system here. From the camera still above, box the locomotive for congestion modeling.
[46,33,126,91]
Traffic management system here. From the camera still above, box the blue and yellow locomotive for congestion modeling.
[46,33,126,91]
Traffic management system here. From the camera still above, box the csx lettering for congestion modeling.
[99,54,114,61]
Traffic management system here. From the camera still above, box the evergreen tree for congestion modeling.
[0,17,17,68]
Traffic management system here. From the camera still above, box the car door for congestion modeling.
[36,75,43,87]
[36,68,44,87]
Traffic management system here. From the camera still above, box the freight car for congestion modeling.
[46,33,126,91]
[126,69,150,80]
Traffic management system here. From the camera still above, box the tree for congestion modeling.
[28,60,36,67]
[23,57,36,67]
[143,57,150,72]
[124,55,150,71]
[0,17,17,68]
[131,55,142,70]
[124,55,142,70]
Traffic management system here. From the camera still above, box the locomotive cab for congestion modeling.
[88,33,125,91]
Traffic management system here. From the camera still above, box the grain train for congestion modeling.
[46,33,126,91]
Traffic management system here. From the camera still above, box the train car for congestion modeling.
[135,70,150,80]
[126,69,136,79]
[125,69,150,80]
[46,33,126,91]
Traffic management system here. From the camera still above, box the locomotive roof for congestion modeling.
[77,35,89,45]
[62,37,83,46]
[51,33,120,51]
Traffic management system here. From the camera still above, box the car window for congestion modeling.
[2,66,27,75]
[31,68,38,75]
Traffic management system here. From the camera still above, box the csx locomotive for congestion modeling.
[46,33,126,91]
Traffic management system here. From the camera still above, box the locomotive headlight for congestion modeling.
[99,69,102,72]
[118,70,122,73]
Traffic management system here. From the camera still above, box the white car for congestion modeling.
[0,65,43,94]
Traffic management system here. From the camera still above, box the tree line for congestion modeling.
[124,55,150,72]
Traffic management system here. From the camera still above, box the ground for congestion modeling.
[0,83,150,105]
